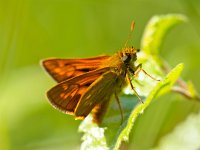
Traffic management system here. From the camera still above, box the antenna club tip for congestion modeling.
[131,20,135,31]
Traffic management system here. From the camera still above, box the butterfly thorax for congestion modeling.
[101,47,138,76]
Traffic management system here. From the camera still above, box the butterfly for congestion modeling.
[42,21,159,124]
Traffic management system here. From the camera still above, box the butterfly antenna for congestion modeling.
[124,20,135,48]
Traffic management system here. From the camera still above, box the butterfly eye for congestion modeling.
[122,55,128,62]
[122,53,131,63]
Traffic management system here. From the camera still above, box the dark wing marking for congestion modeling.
[42,56,110,82]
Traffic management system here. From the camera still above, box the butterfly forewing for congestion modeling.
[42,56,109,82]
[47,68,110,115]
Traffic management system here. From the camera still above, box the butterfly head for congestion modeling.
[121,47,140,65]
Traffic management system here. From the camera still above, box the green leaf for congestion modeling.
[79,63,184,150]
[141,14,187,58]
[137,14,186,85]
[111,63,183,150]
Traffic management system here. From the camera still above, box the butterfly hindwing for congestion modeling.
[92,97,111,124]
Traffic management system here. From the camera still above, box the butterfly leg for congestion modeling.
[135,64,160,81]
[114,92,124,124]
[126,72,144,104]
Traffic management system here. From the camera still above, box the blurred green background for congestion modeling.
[0,0,200,150]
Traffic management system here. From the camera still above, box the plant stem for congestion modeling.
[172,85,200,101]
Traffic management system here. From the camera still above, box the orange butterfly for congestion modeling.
[42,48,159,124]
